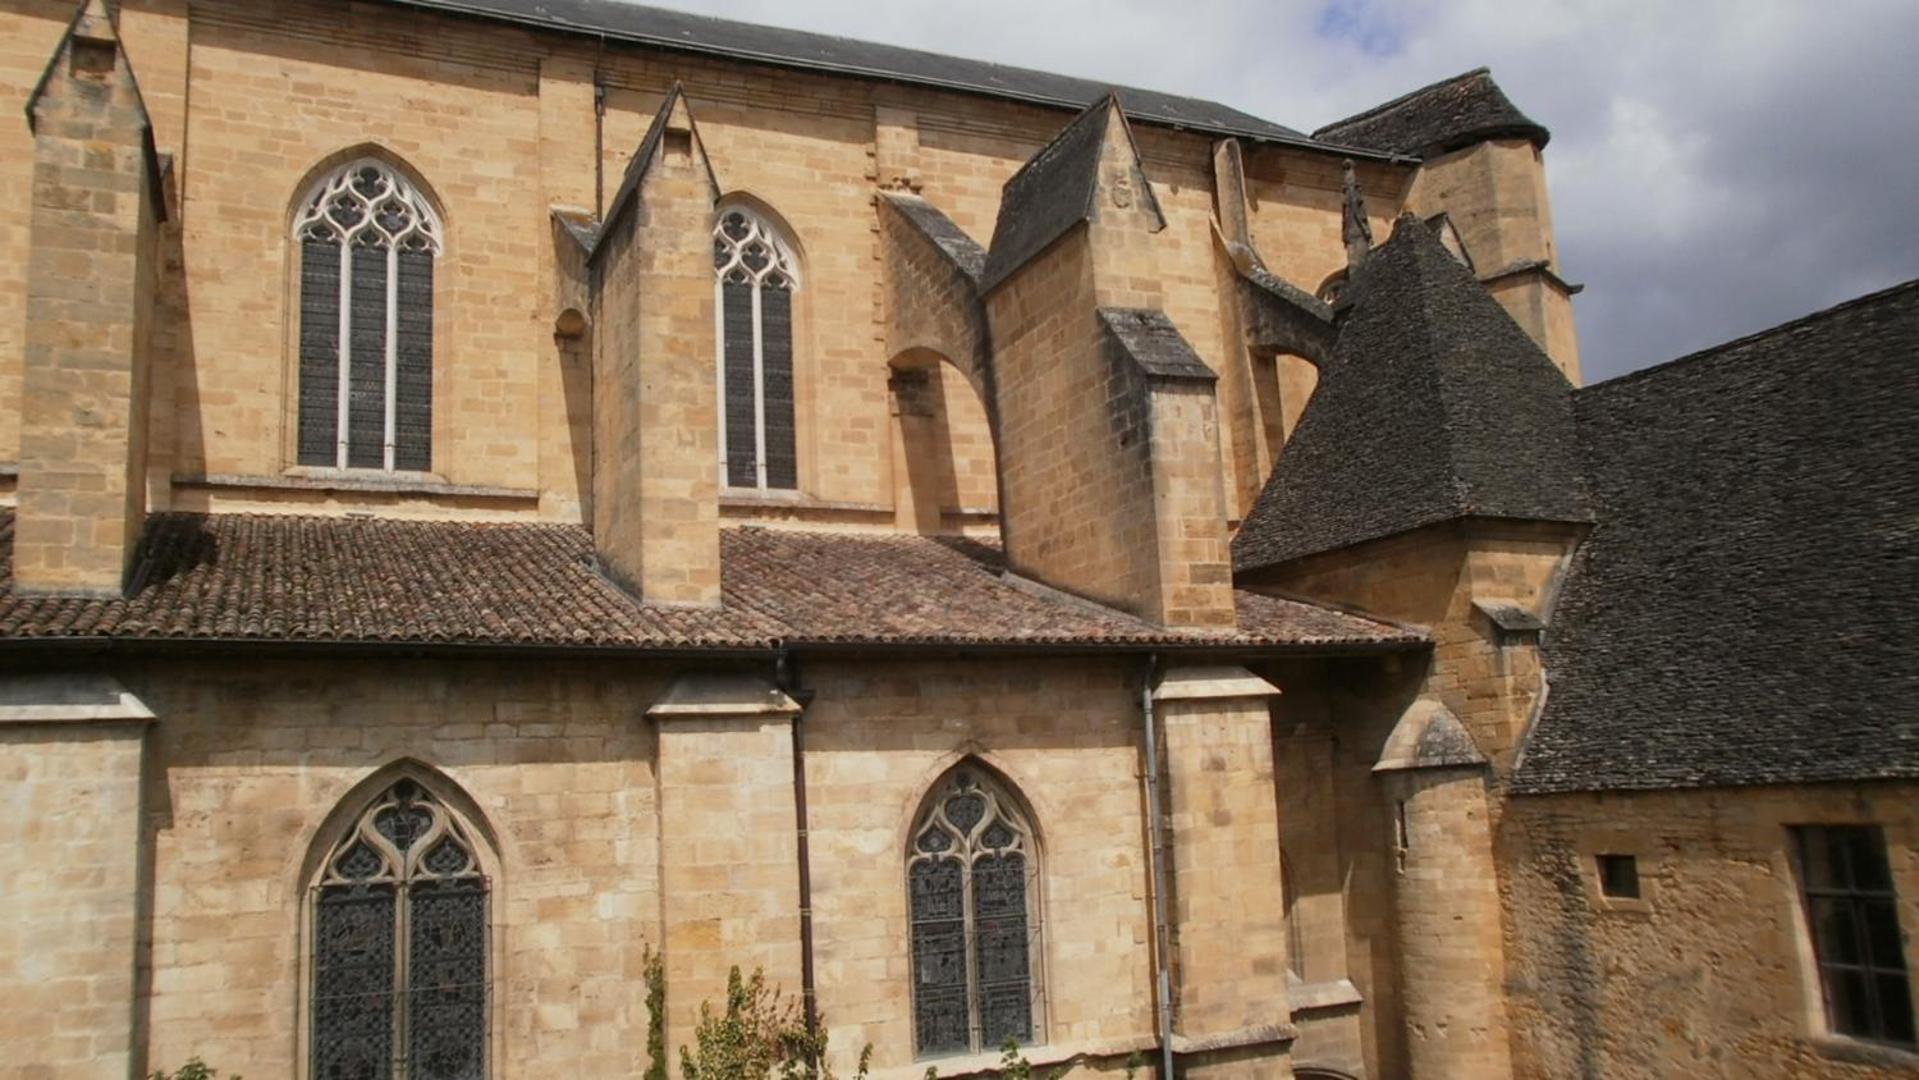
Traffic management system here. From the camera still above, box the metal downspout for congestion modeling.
[777,651,822,1056]
[1140,654,1176,1079]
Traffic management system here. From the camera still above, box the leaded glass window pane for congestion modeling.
[1794,825,1914,1046]
[712,205,800,491]
[906,766,1041,1059]
[313,779,488,1079]
[292,160,441,473]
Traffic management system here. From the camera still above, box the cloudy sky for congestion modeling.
[623,0,1918,382]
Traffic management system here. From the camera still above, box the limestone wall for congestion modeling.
[0,717,148,1079]
[799,657,1159,1075]
[0,0,1392,531]
[118,656,667,1076]
[1503,782,1919,1078]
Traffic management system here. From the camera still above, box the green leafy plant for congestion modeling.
[149,1061,239,1080]
[678,964,872,1080]
[646,945,669,1080]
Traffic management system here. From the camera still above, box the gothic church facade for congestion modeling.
[1,2,1914,1078]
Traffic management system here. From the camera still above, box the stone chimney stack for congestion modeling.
[587,86,722,606]
[14,0,164,597]
[980,97,1236,629]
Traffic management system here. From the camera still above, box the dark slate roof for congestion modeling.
[591,83,719,264]
[1098,309,1216,381]
[1314,68,1549,159]
[880,192,986,283]
[980,97,1142,292]
[0,512,1422,653]
[1515,281,1919,794]
[379,0,1388,158]
[1233,215,1590,573]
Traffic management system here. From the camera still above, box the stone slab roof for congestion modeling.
[1314,68,1549,159]
[979,96,1165,292]
[382,0,1388,158]
[1233,216,1590,574]
[0,512,1422,654]
[1515,281,1919,794]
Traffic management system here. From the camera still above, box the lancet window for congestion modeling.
[311,778,488,1080]
[908,765,1042,1058]
[293,160,441,472]
[713,204,799,490]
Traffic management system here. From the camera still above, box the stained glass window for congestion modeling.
[713,204,800,491]
[293,160,440,473]
[313,778,488,1079]
[908,766,1041,1058]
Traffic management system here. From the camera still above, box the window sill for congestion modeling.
[877,1034,1157,1080]
[720,490,890,515]
[175,470,538,501]
[1806,1034,1919,1070]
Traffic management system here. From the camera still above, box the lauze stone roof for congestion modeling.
[0,512,1421,653]
[1314,67,1549,158]
[1234,215,1590,573]
[1515,281,1919,793]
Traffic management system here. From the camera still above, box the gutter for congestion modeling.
[1138,654,1177,1079]
[0,635,1428,664]
[376,0,1411,165]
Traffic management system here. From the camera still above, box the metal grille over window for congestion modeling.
[294,160,441,473]
[712,205,800,490]
[1794,825,1914,1047]
[908,765,1041,1059]
[314,779,488,1079]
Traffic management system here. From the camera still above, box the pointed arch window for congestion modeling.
[311,777,488,1080]
[713,204,799,490]
[908,765,1042,1058]
[294,160,441,472]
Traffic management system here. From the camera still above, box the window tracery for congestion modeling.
[312,777,487,1080]
[293,160,441,473]
[713,204,800,490]
[908,765,1041,1058]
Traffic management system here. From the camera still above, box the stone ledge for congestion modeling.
[1153,664,1282,702]
[0,674,154,725]
[175,470,539,501]
[647,671,801,720]
[1169,1021,1298,1055]
[1289,976,1364,1014]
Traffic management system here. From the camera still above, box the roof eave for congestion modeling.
[376,0,1411,164]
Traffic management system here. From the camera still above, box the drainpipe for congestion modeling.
[777,650,821,1054]
[1140,654,1176,1079]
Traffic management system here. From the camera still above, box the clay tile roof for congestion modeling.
[0,512,1422,654]
[1314,68,1549,159]
[1233,215,1590,574]
[1514,280,1919,794]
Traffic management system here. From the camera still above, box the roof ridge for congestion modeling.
[1314,66,1493,136]
[1578,277,1919,395]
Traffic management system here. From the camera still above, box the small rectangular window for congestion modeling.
[1793,825,1915,1047]
[1597,854,1640,899]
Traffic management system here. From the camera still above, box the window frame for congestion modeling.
[289,157,444,475]
[904,762,1048,1061]
[297,765,501,1080]
[712,201,802,492]
[1791,824,1915,1049]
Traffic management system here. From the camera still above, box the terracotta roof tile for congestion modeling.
[0,512,1421,653]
